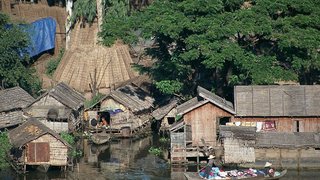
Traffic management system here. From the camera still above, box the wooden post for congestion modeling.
[197,145,199,165]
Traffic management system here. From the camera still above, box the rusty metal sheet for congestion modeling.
[27,142,50,163]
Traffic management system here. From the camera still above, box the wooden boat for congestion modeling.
[184,169,287,180]
[91,132,111,145]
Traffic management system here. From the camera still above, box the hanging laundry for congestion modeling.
[262,120,276,131]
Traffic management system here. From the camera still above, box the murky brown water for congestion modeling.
[0,135,319,180]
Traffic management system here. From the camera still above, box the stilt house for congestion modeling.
[86,83,154,137]
[25,82,85,133]
[233,85,320,132]
[8,118,70,173]
[151,99,178,134]
[176,86,235,146]
[0,87,34,129]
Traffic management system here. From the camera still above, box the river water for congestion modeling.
[0,135,319,180]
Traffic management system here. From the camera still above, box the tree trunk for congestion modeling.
[96,0,103,32]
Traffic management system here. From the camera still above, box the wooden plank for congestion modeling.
[27,143,35,163]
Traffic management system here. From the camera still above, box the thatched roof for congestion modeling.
[177,86,235,115]
[255,132,320,148]
[219,125,256,140]
[152,99,178,120]
[30,82,85,110]
[8,118,69,148]
[234,85,320,117]
[0,86,34,112]
[53,22,137,93]
[99,84,154,113]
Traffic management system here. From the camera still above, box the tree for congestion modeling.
[99,0,320,99]
[0,13,41,96]
[70,0,97,26]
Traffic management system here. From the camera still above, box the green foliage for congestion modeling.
[155,80,183,94]
[0,13,42,96]
[0,131,12,169]
[148,146,162,156]
[60,132,75,145]
[60,132,83,158]
[46,48,65,77]
[98,0,136,46]
[69,149,83,158]
[84,93,104,108]
[70,0,97,26]
[159,137,169,143]
[100,0,320,98]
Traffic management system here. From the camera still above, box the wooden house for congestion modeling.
[25,82,85,133]
[85,83,154,137]
[233,85,320,132]
[151,99,178,134]
[8,118,70,173]
[176,86,235,147]
[0,87,34,129]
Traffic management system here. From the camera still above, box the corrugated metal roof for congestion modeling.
[8,118,69,147]
[0,87,35,112]
[234,85,320,116]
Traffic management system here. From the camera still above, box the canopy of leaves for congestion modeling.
[0,13,41,96]
[100,0,320,98]
[70,0,97,26]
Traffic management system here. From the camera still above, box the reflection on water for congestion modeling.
[0,135,320,180]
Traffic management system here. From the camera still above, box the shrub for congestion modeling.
[46,48,65,76]
[148,146,162,156]
[0,131,12,169]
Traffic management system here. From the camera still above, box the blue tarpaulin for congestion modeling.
[25,17,56,57]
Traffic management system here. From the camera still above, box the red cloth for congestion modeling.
[262,121,276,131]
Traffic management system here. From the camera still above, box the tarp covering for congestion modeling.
[26,17,56,57]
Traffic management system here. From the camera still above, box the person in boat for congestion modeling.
[263,162,275,177]
[203,155,216,179]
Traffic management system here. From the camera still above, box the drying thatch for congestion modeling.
[53,22,138,93]
[235,85,320,117]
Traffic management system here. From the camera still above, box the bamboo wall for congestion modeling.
[26,95,79,132]
[223,138,255,163]
[184,103,232,146]
[26,95,68,118]
[25,134,68,166]
[40,120,68,133]
[232,117,320,132]
[161,108,177,129]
